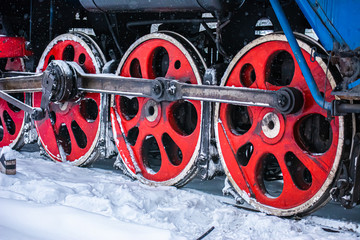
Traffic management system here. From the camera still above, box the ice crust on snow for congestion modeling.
[0,147,359,240]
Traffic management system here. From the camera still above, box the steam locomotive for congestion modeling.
[0,0,359,216]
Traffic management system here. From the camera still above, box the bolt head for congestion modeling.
[153,84,161,95]
[168,84,176,95]
[278,95,287,107]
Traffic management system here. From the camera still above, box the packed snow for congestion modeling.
[0,146,359,240]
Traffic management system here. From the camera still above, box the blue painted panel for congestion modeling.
[295,0,334,50]
[316,0,360,50]
[295,0,360,51]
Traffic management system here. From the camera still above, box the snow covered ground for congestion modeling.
[0,146,359,240]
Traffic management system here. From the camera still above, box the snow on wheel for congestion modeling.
[111,32,205,186]
[33,33,106,166]
[214,34,346,216]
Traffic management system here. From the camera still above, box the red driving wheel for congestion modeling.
[215,34,345,216]
[111,32,205,186]
[33,33,106,165]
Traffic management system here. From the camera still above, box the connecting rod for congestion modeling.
[75,62,302,114]
[0,60,304,120]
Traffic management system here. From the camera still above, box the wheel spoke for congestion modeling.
[218,104,260,153]
[37,118,60,158]
[242,144,267,197]
[116,98,143,131]
[164,121,195,160]
[67,123,79,157]
[272,145,308,197]
[264,149,294,199]
[71,105,89,128]
[288,143,329,181]
[132,113,162,172]
[152,135,174,174]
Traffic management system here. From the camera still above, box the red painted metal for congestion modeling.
[33,39,101,163]
[0,93,25,148]
[217,41,340,209]
[5,58,25,71]
[0,37,28,149]
[112,38,202,183]
[0,37,32,58]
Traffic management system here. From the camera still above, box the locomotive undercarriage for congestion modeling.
[0,0,359,217]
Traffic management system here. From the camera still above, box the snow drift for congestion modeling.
[0,146,358,240]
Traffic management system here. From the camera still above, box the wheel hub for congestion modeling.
[44,60,77,103]
[59,102,69,112]
[144,99,160,124]
[261,112,280,139]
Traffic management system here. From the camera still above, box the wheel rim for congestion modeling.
[111,32,204,186]
[215,34,344,216]
[33,33,105,165]
[0,93,25,148]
